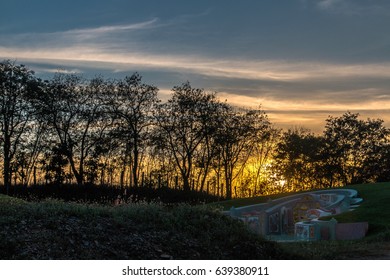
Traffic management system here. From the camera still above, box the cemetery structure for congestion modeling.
[227,189,368,241]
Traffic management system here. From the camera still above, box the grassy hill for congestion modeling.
[0,194,286,260]
[331,182,390,235]
[1,182,390,259]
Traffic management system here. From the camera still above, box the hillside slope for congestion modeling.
[0,195,287,260]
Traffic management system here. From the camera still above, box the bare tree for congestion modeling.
[155,82,220,191]
[248,123,279,195]
[110,73,159,188]
[0,60,40,192]
[37,74,112,185]
[214,108,271,199]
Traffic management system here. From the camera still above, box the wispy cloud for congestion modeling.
[3,33,390,108]
[3,15,390,84]
[2,17,390,131]
[7,45,390,133]
[2,19,160,50]
[63,18,159,35]
[312,0,390,16]
[4,41,390,83]
[218,90,390,132]
[317,0,342,10]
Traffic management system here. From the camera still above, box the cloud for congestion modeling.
[3,20,160,52]
[299,0,346,12]
[3,36,390,110]
[4,41,390,83]
[317,0,342,10]
[217,90,390,132]
[63,18,159,35]
[2,17,390,132]
[312,0,390,16]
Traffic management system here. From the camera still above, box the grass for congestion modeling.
[325,182,390,234]
[2,182,390,259]
[211,192,298,211]
[213,187,336,211]
[0,195,288,260]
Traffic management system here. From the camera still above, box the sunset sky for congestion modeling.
[1,0,390,132]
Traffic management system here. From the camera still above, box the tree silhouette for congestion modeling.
[3,60,390,199]
[36,74,112,185]
[155,82,220,191]
[323,112,389,185]
[0,60,40,193]
[214,108,271,199]
[273,128,323,191]
[110,73,159,188]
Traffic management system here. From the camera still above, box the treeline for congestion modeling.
[274,114,390,191]
[1,60,390,199]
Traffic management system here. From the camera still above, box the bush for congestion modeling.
[0,184,221,205]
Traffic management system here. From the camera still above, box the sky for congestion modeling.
[1,0,390,132]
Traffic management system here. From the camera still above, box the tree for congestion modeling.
[272,128,323,191]
[194,101,230,193]
[37,74,112,185]
[0,60,40,193]
[43,145,69,185]
[214,108,271,199]
[246,124,279,196]
[155,82,221,191]
[110,73,159,188]
[322,112,389,185]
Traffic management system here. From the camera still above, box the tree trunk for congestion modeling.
[182,174,191,191]
[132,143,139,188]
[68,156,83,185]
[3,136,11,194]
[3,158,10,195]
[120,170,124,188]
[224,161,232,200]
[33,166,37,186]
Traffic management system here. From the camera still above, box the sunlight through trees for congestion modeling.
[1,60,390,198]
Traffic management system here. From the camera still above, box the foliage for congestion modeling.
[322,112,390,186]
[272,113,390,191]
[2,60,390,199]
[272,128,323,192]
[1,183,221,205]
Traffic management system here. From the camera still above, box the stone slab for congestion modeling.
[335,222,369,240]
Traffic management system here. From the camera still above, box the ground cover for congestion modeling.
[0,195,287,259]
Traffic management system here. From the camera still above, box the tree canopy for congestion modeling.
[1,60,390,198]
